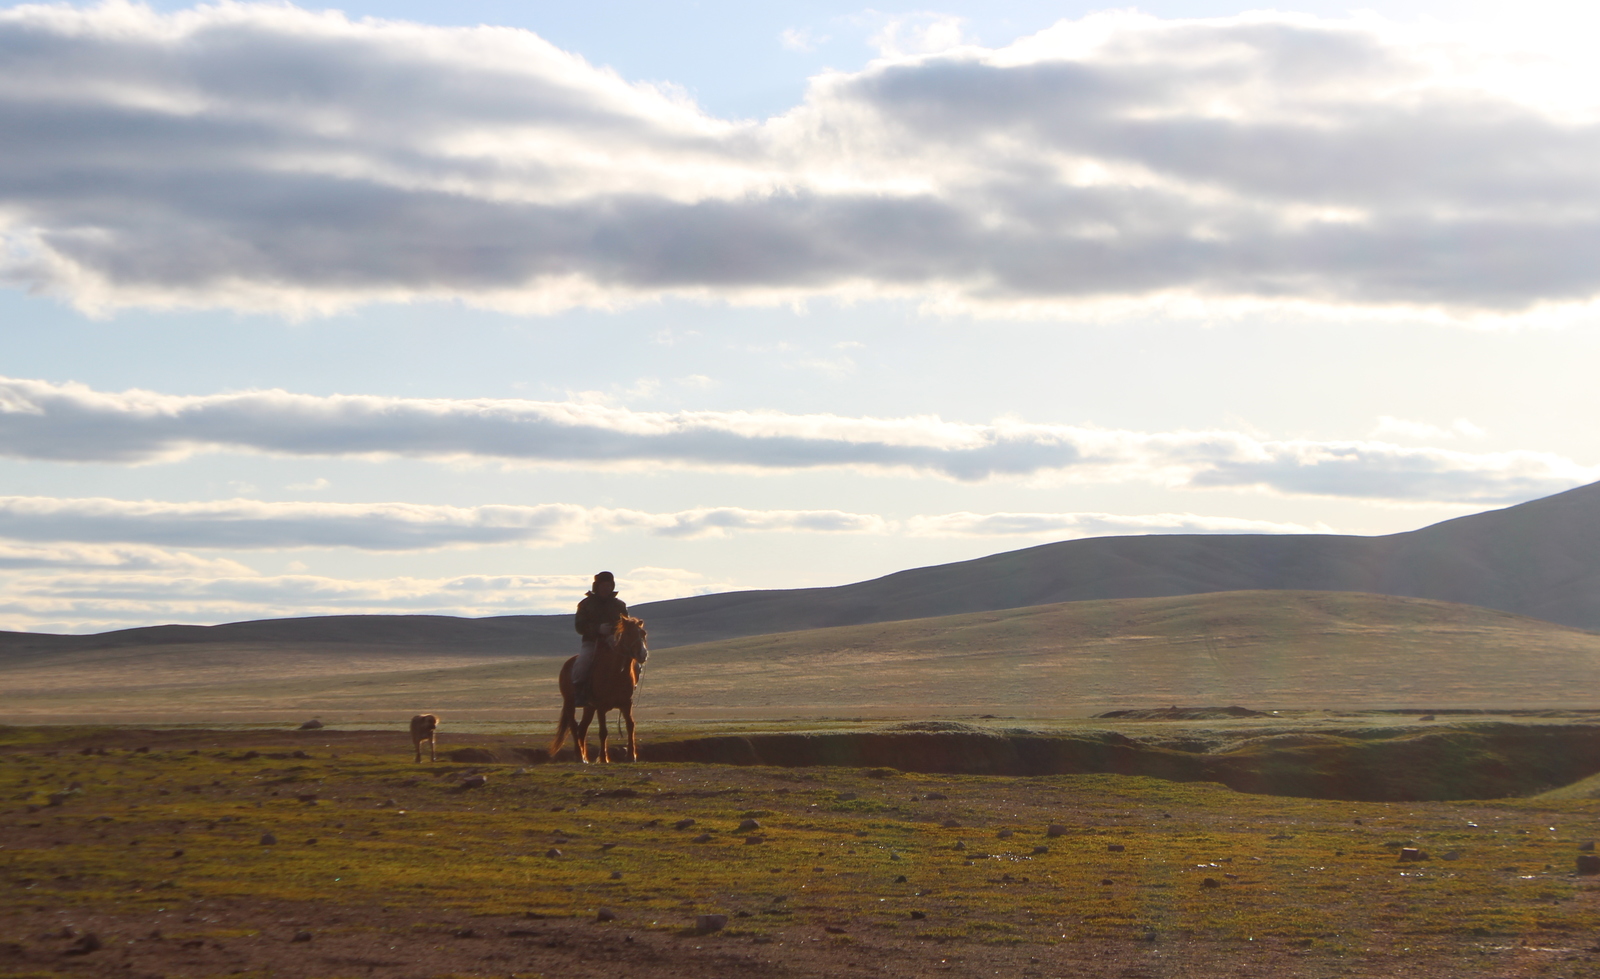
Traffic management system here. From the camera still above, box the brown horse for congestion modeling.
[548,616,648,763]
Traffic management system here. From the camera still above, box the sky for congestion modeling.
[3,0,1599,633]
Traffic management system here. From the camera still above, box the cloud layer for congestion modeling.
[3,5,1600,317]
[2,377,1591,502]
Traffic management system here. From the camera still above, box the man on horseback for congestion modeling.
[572,571,626,707]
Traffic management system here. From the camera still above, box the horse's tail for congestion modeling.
[548,657,578,759]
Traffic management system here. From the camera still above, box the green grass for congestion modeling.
[5,727,1600,953]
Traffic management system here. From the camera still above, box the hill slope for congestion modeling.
[5,479,1600,652]
[8,591,1599,718]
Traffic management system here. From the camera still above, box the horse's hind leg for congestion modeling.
[597,710,611,764]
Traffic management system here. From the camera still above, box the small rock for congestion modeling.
[1107,843,1125,852]
[737,818,761,832]
[691,833,713,843]
[894,873,908,882]
[298,719,324,730]
[546,848,562,858]
[1142,931,1158,942]
[1581,841,1596,852]
[1100,878,1113,886]
[291,931,312,943]
[1578,854,1600,875]
[941,819,961,828]
[460,775,488,790]
[674,818,696,830]
[910,910,926,919]
[170,849,184,858]
[953,841,967,851]
[924,792,947,800]
[297,794,318,803]
[1354,818,1364,825]
[695,914,728,935]
[744,836,765,845]
[65,933,102,955]
[1201,877,1221,888]
[259,833,277,846]
[452,928,476,939]
[1031,845,1049,855]
[1046,824,1067,838]
[610,871,623,880]
[1441,850,1462,861]
[836,793,857,801]
[996,829,1014,839]
[1398,848,1428,862]
[379,798,397,808]
[824,926,847,934]
[596,907,618,922]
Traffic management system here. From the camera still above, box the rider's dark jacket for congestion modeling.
[575,591,627,641]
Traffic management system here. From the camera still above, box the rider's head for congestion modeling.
[592,571,616,596]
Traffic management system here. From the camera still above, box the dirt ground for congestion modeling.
[7,897,1600,979]
[8,726,1600,978]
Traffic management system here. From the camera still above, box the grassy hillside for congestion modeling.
[6,590,1600,720]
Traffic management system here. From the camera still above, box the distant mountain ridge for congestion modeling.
[6,479,1600,654]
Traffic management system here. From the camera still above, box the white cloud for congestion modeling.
[870,14,970,57]
[0,540,249,573]
[779,26,825,53]
[0,565,730,633]
[0,377,1590,503]
[2,5,1600,319]
[905,511,1327,537]
[0,496,891,550]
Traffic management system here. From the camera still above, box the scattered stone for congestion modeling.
[600,842,618,850]
[379,798,397,808]
[298,720,323,730]
[596,907,618,922]
[459,775,488,790]
[1201,877,1221,888]
[1031,846,1049,855]
[910,910,926,920]
[291,931,312,943]
[744,836,765,845]
[259,833,277,846]
[924,792,947,800]
[996,829,1014,839]
[695,914,728,935]
[1419,714,1436,721]
[1268,833,1293,841]
[1582,841,1596,852]
[610,871,623,880]
[737,818,761,832]
[1107,843,1125,852]
[836,793,857,802]
[546,848,562,858]
[1353,818,1363,825]
[1578,854,1600,875]
[1046,824,1067,838]
[1398,848,1429,862]
[170,849,184,858]
[296,793,318,803]
[65,933,102,955]
[304,838,318,846]
[1224,873,1239,879]
[1142,931,1158,942]
[453,928,476,939]
[824,926,847,934]
[691,834,713,843]
[1442,850,1462,861]
[953,841,967,851]
[1100,878,1113,886]
[941,819,961,828]
[674,818,696,830]
[895,874,908,882]
[889,852,901,860]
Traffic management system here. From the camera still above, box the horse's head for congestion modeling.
[612,615,648,661]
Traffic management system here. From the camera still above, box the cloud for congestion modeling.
[0,565,731,633]
[905,511,1327,537]
[0,540,249,573]
[2,5,1600,318]
[0,377,1591,503]
[1372,416,1488,441]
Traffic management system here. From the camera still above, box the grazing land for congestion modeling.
[5,723,1600,978]
[7,591,1600,722]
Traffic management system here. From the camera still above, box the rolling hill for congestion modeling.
[7,591,1600,719]
[4,478,1600,656]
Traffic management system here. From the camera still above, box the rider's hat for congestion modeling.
[592,571,616,594]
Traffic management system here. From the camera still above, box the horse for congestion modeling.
[548,616,648,763]
[410,713,440,762]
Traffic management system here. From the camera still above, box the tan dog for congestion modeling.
[410,713,440,762]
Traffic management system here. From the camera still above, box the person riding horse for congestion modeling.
[572,571,626,706]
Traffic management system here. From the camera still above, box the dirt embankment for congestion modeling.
[622,724,1600,801]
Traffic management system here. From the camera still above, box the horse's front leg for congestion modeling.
[597,710,611,764]
[575,707,596,764]
[622,703,637,762]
